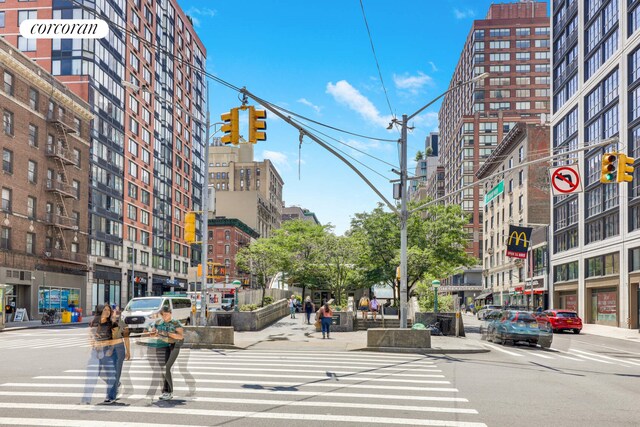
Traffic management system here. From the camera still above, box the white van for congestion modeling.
[122,296,192,333]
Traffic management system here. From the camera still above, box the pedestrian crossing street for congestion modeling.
[0,330,91,350]
[0,349,488,427]
[481,342,640,368]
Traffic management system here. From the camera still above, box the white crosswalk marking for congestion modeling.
[0,349,487,426]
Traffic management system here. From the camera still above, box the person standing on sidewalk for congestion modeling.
[146,305,184,401]
[289,295,297,319]
[369,296,380,321]
[304,296,315,324]
[317,302,333,339]
[4,303,13,323]
[358,294,370,320]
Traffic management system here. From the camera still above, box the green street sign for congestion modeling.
[484,180,504,204]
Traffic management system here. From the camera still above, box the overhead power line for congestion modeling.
[359,0,395,121]
[69,0,397,143]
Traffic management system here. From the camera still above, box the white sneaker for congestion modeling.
[159,392,172,401]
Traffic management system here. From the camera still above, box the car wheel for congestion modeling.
[492,330,503,345]
[573,329,580,334]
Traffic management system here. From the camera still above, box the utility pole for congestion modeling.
[399,114,409,328]
[200,81,211,326]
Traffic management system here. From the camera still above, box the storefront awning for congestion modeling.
[474,291,493,300]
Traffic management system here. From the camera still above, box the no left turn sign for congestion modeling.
[549,165,583,196]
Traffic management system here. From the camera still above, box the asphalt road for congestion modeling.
[1,322,639,426]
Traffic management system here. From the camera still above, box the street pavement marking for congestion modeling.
[569,349,640,367]
[72,369,447,382]
[0,402,488,426]
[35,376,457,391]
[0,418,207,427]
[0,337,89,350]
[517,350,553,359]
[204,351,436,362]
[183,355,437,366]
[556,355,584,362]
[481,343,524,357]
[1,384,468,402]
[120,360,441,371]
[565,351,614,365]
[0,392,478,415]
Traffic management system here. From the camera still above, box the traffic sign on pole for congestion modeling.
[549,165,582,196]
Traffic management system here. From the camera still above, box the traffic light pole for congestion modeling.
[200,82,211,326]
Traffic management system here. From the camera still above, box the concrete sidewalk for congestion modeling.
[234,315,488,354]
[580,323,640,342]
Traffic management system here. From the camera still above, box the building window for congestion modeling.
[0,227,10,250]
[28,124,38,147]
[3,72,13,96]
[28,160,37,183]
[3,110,14,135]
[27,196,36,219]
[26,233,35,254]
[128,204,138,221]
[586,252,619,278]
[72,180,80,198]
[0,12,5,28]
[2,149,12,174]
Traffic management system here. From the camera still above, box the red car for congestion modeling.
[535,310,582,334]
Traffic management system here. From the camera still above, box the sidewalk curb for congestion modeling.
[3,323,89,332]
[355,347,491,355]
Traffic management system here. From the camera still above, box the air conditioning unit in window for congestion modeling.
[487,247,494,254]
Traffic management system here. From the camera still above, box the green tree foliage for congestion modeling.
[349,203,477,301]
[415,151,424,161]
[236,239,285,307]
[415,280,454,312]
[317,234,360,305]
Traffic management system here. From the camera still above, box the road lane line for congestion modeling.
[0,392,478,415]
[35,376,456,391]
[0,402,487,427]
[565,352,614,365]
[570,349,640,367]
[0,418,203,427]
[556,355,583,361]
[481,343,524,357]
[71,369,446,381]
[520,351,554,359]
[0,384,467,402]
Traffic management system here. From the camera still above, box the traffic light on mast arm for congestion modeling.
[220,108,239,145]
[184,212,197,244]
[600,152,618,183]
[617,154,635,183]
[248,106,267,143]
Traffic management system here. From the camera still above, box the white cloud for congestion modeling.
[326,80,391,128]
[393,72,432,94]
[187,7,217,27]
[411,112,439,132]
[453,8,475,19]
[297,98,322,114]
[262,150,288,168]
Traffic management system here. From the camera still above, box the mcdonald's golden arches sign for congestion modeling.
[506,225,533,259]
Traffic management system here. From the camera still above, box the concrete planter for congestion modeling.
[208,299,289,331]
[314,311,353,333]
[183,326,235,349]
[367,328,431,351]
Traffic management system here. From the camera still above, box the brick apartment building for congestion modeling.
[1,38,92,319]
[438,2,550,285]
[0,0,207,309]
[206,218,259,287]
[476,122,551,308]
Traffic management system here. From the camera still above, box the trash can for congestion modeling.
[61,311,72,324]
[217,313,232,327]
[436,315,453,336]
[71,311,78,323]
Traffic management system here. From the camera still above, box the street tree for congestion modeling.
[349,202,476,302]
[317,234,360,306]
[236,239,286,307]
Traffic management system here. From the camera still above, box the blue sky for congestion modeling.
[178,0,512,234]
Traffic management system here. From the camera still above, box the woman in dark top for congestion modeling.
[82,304,118,404]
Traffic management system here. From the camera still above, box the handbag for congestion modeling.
[314,319,321,328]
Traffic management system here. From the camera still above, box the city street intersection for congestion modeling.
[1,318,639,426]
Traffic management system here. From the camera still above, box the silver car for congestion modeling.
[476,305,501,320]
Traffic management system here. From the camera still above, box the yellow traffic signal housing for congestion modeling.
[184,212,197,244]
[249,106,267,143]
[221,108,239,145]
[617,154,635,183]
[600,152,618,183]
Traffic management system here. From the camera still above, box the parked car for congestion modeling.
[487,310,553,348]
[123,296,192,333]
[477,305,501,320]
[534,310,582,334]
[221,298,235,311]
[479,309,503,340]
